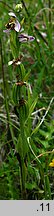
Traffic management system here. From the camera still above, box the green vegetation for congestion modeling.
[0,0,54,200]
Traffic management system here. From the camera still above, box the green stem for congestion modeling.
[18,85,26,199]
[19,106,26,199]
[49,0,51,24]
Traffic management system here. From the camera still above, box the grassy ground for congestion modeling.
[0,0,54,199]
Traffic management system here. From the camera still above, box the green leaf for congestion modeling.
[24,70,31,81]
[29,96,38,116]
[26,182,36,190]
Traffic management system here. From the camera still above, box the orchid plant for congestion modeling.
[3,11,35,199]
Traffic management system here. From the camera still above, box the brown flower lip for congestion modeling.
[16,81,26,86]
[19,97,26,107]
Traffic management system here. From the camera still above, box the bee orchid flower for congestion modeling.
[8,57,21,66]
[3,12,21,33]
[18,33,35,42]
